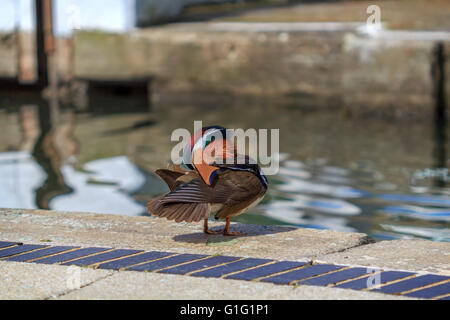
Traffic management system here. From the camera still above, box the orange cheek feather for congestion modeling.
[192,140,236,186]
[192,148,219,186]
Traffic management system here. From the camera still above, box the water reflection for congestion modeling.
[257,154,450,241]
[50,156,146,215]
[0,96,150,215]
[31,100,73,209]
[0,93,449,242]
[0,151,147,215]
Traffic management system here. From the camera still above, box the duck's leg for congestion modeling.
[203,218,220,234]
[223,217,247,236]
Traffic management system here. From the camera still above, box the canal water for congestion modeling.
[0,91,449,242]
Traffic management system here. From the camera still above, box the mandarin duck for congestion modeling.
[147,126,268,236]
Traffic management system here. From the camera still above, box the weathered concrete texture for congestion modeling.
[316,239,450,275]
[1,208,447,300]
[74,23,352,105]
[56,268,413,300]
[342,32,435,118]
[445,42,450,106]
[0,31,38,82]
[73,23,450,118]
[0,208,371,262]
[1,208,448,277]
[0,259,414,300]
[0,260,112,300]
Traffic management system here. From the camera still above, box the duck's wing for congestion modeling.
[149,170,210,222]
[159,169,262,206]
[212,169,265,219]
[148,170,264,222]
[156,168,204,190]
[157,178,224,204]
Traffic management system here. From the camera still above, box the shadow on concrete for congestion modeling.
[172,223,298,245]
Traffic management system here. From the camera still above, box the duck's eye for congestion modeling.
[205,136,215,147]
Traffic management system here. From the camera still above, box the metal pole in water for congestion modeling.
[35,0,59,122]
[32,0,68,208]
[35,0,48,88]
[44,0,59,124]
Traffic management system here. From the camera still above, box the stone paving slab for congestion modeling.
[2,240,448,299]
[315,239,450,275]
[55,268,413,300]
[0,260,112,300]
[0,208,371,262]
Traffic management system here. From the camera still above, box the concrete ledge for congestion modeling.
[55,267,412,300]
[1,208,449,274]
[0,260,112,300]
[0,260,412,300]
[0,208,371,261]
[316,239,450,275]
[1,208,449,300]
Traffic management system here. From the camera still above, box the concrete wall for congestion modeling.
[0,33,18,78]
[342,32,435,118]
[2,21,449,119]
[73,23,450,119]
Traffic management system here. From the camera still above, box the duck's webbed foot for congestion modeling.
[203,218,221,235]
[222,217,247,236]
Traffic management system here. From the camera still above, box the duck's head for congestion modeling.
[180,125,242,185]
[181,125,231,170]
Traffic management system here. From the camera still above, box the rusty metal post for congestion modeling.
[35,0,57,85]
[35,0,59,128]
[35,0,48,88]
[37,0,59,123]
[43,0,55,55]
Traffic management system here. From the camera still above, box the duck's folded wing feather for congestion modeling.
[159,170,261,205]
[155,169,185,191]
[147,196,210,222]
[158,178,229,204]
